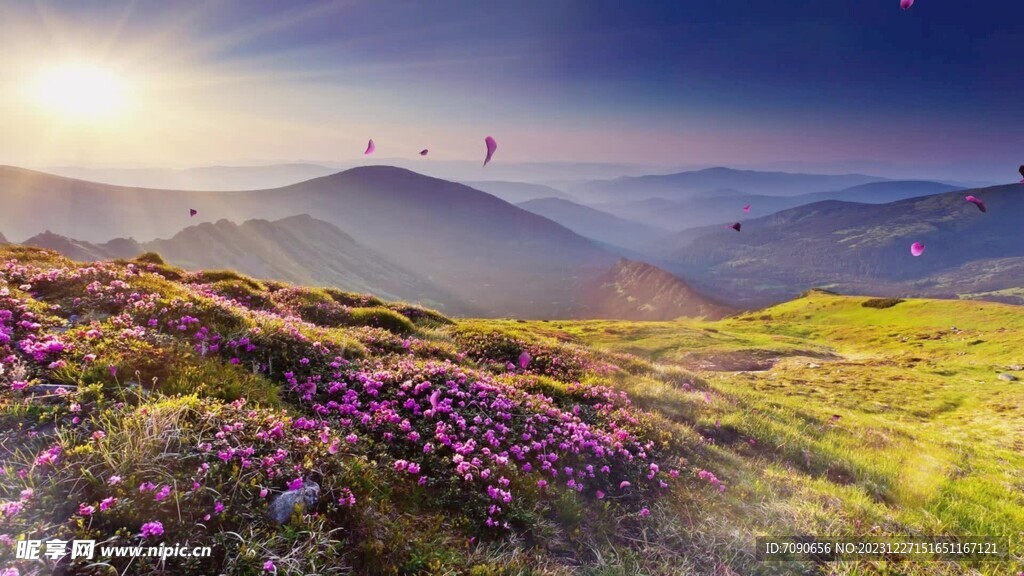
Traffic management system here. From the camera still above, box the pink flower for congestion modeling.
[287,478,303,490]
[638,508,650,518]
[139,521,164,538]
[92,430,106,441]
[619,481,631,489]
[263,560,276,572]
[214,501,224,514]
[139,482,156,493]
[344,433,358,444]
[108,475,122,486]
[154,485,171,501]
[100,497,117,511]
[79,503,95,516]
[595,490,604,499]
[19,488,33,500]
[259,488,269,498]
[537,479,548,489]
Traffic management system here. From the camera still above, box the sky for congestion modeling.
[0,0,1022,181]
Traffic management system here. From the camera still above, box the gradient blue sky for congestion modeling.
[1,0,1022,180]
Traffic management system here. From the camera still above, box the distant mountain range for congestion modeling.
[41,164,340,191]
[40,160,670,191]
[24,216,465,312]
[655,184,1024,306]
[4,163,1021,314]
[460,181,575,203]
[571,167,891,202]
[595,180,962,231]
[516,197,668,251]
[3,165,734,318]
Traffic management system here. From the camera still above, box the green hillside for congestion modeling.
[470,291,1024,575]
[1,248,1021,575]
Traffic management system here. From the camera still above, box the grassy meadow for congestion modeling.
[468,291,1024,575]
[0,246,1021,576]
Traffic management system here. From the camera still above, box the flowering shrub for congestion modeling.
[454,327,589,382]
[0,248,694,575]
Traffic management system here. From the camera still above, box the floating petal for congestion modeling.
[419,149,429,156]
[518,350,531,370]
[483,136,497,166]
[965,195,987,213]
[910,242,925,257]
[900,0,913,9]
[728,222,741,232]
[189,209,197,217]
[364,139,375,155]
[742,204,751,213]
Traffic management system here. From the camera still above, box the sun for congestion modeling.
[32,64,127,120]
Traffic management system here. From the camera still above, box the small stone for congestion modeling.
[1008,364,1023,371]
[998,373,1018,382]
[267,481,320,524]
[807,363,821,369]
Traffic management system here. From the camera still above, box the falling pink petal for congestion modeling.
[518,350,531,370]
[1018,165,1023,183]
[965,195,987,213]
[742,205,751,213]
[429,389,441,410]
[727,222,741,232]
[910,242,925,257]
[364,139,375,155]
[900,0,913,9]
[419,149,429,156]
[189,209,197,217]
[483,136,497,166]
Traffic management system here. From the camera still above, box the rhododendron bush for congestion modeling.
[0,249,699,575]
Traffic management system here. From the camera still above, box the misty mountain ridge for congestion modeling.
[570,166,893,202]
[595,180,962,231]
[657,184,1024,306]
[23,215,467,313]
[515,197,669,251]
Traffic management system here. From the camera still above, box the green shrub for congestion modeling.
[346,307,415,335]
[133,252,166,265]
[323,287,385,308]
[862,297,904,309]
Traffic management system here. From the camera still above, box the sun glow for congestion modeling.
[32,64,127,120]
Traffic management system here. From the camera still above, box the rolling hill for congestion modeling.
[42,163,339,191]
[579,259,732,320]
[516,197,668,251]
[656,184,1024,306]
[0,165,620,317]
[23,216,467,313]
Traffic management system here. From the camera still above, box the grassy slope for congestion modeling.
[470,292,1024,575]
[1,245,1021,576]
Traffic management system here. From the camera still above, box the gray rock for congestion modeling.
[267,481,320,524]
[1008,364,1023,371]
[998,373,1018,382]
